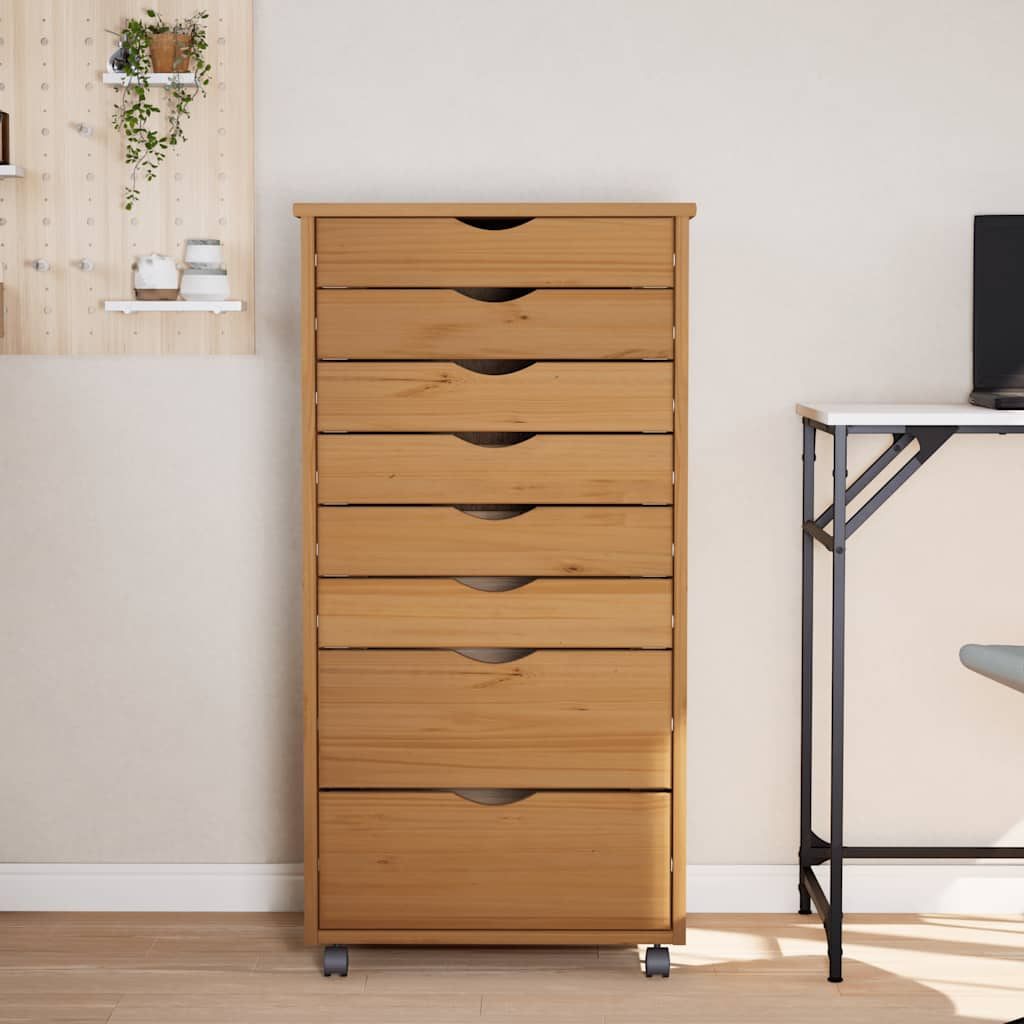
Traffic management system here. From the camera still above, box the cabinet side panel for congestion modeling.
[672,215,690,942]
[300,216,318,943]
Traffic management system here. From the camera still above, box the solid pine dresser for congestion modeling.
[293,203,696,979]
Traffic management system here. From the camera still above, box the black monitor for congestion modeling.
[974,215,1024,392]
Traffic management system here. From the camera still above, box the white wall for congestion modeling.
[2,0,1023,895]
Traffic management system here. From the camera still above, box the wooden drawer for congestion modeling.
[317,506,673,577]
[316,288,674,360]
[316,217,674,287]
[317,361,673,433]
[318,649,671,789]
[317,434,673,505]
[319,791,670,930]
[317,577,672,649]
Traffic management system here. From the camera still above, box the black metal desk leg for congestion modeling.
[828,426,847,983]
[798,421,815,915]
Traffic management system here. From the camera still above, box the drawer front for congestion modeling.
[317,361,674,433]
[317,434,673,505]
[317,506,673,577]
[316,288,674,360]
[319,791,671,930]
[318,649,671,789]
[317,578,672,649]
[316,217,674,287]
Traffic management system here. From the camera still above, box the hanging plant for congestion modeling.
[110,9,212,210]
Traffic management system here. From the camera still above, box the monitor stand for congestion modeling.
[970,389,1024,409]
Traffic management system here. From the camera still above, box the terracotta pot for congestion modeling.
[149,32,193,74]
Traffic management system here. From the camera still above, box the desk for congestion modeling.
[796,403,1024,982]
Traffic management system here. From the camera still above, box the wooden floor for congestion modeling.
[0,913,1022,1022]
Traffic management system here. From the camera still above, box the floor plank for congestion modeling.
[0,993,120,1024]
[107,993,483,1023]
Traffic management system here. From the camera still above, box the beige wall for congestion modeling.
[2,0,1023,866]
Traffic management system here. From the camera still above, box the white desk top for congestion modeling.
[796,402,1024,427]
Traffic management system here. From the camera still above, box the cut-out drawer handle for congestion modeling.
[454,505,535,520]
[455,217,534,231]
[453,648,537,663]
[453,789,535,806]
[455,576,535,592]
[455,431,535,448]
[454,287,536,303]
[453,359,536,376]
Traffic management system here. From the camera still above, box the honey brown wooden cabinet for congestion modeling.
[293,203,695,979]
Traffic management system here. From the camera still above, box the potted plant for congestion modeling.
[109,9,212,210]
[148,15,195,74]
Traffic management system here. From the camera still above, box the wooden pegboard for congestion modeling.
[0,0,253,354]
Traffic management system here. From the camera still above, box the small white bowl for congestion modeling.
[180,267,230,302]
[184,238,225,268]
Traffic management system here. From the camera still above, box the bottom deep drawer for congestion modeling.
[318,791,671,931]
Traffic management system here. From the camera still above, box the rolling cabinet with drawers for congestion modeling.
[293,203,696,979]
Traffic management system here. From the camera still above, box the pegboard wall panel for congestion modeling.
[0,0,253,354]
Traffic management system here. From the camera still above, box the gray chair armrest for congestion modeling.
[959,644,1024,695]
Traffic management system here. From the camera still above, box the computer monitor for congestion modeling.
[974,214,1024,393]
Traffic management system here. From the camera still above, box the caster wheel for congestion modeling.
[323,944,349,977]
[644,944,671,978]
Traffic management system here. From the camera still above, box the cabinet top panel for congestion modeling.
[293,202,696,219]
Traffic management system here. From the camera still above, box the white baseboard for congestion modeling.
[2,862,1022,914]
[686,864,1024,914]
[0,863,303,912]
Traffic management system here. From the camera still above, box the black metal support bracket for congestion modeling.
[800,830,832,867]
[846,426,955,538]
[806,841,1024,861]
[802,423,957,550]
[814,431,912,531]
[799,864,831,926]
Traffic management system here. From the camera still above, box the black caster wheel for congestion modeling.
[644,944,671,978]
[323,944,349,977]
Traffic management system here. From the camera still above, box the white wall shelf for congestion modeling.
[103,72,198,88]
[104,300,246,315]
[0,165,25,178]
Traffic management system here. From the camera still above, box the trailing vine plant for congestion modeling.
[110,9,212,210]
